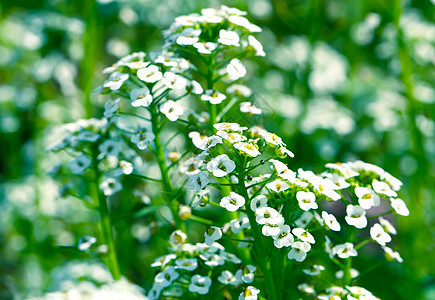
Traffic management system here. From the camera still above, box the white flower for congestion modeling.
[155,266,179,288]
[345,205,367,229]
[68,154,92,174]
[325,163,359,178]
[162,72,188,90]
[255,207,279,224]
[390,198,409,216]
[220,131,246,143]
[288,241,311,262]
[207,154,236,177]
[370,223,392,246]
[322,211,341,231]
[324,173,350,189]
[230,214,250,234]
[204,226,223,246]
[336,268,359,279]
[302,264,325,276]
[218,270,241,286]
[239,286,260,300]
[325,236,335,258]
[234,142,261,157]
[137,65,162,83]
[118,160,133,175]
[175,258,198,271]
[355,187,380,209]
[226,58,246,81]
[189,80,203,94]
[193,42,218,54]
[189,275,212,295]
[235,265,257,283]
[169,230,187,245]
[104,98,120,117]
[220,192,245,211]
[227,84,252,97]
[240,102,262,115]
[151,254,177,268]
[292,228,315,244]
[99,177,122,196]
[99,139,122,158]
[77,235,97,251]
[131,131,155,150]
[130,87,153,107]
[76,130,100,142]
[199,252,225,267]
[177,28,201,45]
[333,242,358,259]
[160,100,184,121]
[189,132,223,150]
[229,15,262,32]
[262,214,285,236]
[296,191,318,211]
[188,171,210,192]
[380,172,402,191]
[104,71,129,90]
[264,132,284,147]
[266,179,289,193]
[218,29,240,46]
[201,89,227,104]
[382,246,403,263]
[272,224,294,248]
[298,283,315,295]
[248,35,265,56]
[372,179,397,197]
[378,216,397,235]
[250,195,268,212]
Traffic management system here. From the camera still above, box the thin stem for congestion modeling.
[130,173,162,183]
[188,215,214,225]
[91,150,121,280]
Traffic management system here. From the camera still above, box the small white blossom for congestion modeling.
[370,223,392,246]
[193,42,218,54]
[207,154,236,177]
[255,207,279,224]
[272,224,294,248]
[201,89,227,104]
[220,192,245,211]
[226,58,246,81]
[372,179,397,197]
[382,246,403,263]
[235,265,257,283]
[227,84,252,97]
[322,211,341,231]
[345,205,367,229]
[76,130,100,143]
[204,226,223,246]
[131,131,155,150]
[99,140,122,158]
[336,268,359,279]
[234,142,261,157]
[160,100,184,121]
[288,241,311,262]
[295,212,314,228]
[189,132,223,150]
[137,65,162,83]
[302,264,325,276]
[130,87,153,107]
[104,98,121,117]
[155,266,179,288]
[104,71,129,90]
[250,195,268,212]
[296,191,318,211]
[248,35,265,56]
[355,187,380,209]
[99,177,122,196]
[379,216,397,235]
[333,243,357,259]
[169,230,187,245]
[218,29,240,46]
[151,254,177,268]
[162,72,188,90]
[230,214,250,234]
[262,214,285,236]
[188,171,210,192]
[176,28,201,45]
[240,102,262,115]
[292,228,315,244]
[68,154,92,174]
[266,179,290,193]
[218,270,241,286]
[175,258,198,271]
[239,286,260,300]
[390,198,409,216]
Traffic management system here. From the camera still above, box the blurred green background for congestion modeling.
[0,0,434,299]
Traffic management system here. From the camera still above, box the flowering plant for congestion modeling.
[48,6,409,300]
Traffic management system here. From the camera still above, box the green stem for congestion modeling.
[237,159,278,300]
[150,104,185,231]
[91,151,121,280]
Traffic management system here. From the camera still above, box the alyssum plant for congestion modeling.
[49,6,409,300]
